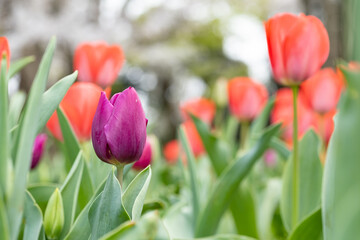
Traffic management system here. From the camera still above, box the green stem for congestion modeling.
[240,120,249,150]
[116,164,124,189]
[292,86,299,227]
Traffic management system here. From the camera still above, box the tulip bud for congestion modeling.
[92,87,147,166]
[44,188,64,239]
[0,37,10,68]
[133,138,152,170]
[74,42,125,88]
[265,13,329,85]
[31,134,47,169]
[227,77,268,121]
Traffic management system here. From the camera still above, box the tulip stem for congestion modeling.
[116,164,124,189]
[292,86,299,227]
[240,120,249,150]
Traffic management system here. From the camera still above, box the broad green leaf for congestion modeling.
[37,71,77,133]
[59,152,84,238]
[76,163,94,214]
[192,115,257,237]
[7,38,56,239]
[269,138,290,161]
[195,124,280,237]
[88,168,130,240]
[100,211,169,240]
[174,234,256,240]
[179,126,200,225]
[7,56,35,79]
[23,191,44,240]
[57,107,81,170]
[27,184,57,213]
[8,91,26,130]
[65,179,107,240]
[322,66,360,239]
[281,130,322,232]
[163,201,194,239]
[0,187,9,240]
[288,208,322,240]
[122,166,152,221]
[249,97,274,144]
[0,55,9,197]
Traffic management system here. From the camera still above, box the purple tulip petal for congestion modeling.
[31,134,47,169]
[92,92,114,163]
[104,87,147,164]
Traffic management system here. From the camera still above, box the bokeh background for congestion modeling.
[1,0,356,144]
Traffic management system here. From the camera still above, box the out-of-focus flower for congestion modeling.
[265,13,329,86]
[74,42,124,88]
[46,82,104,142]
[314,110,336,144]
[163,140,181,164]
[264,149,277,167]
[92,87,147,166]
[301,68,343,114]
[0,37,10,67]
[271,88,315,145]
[180,98,216,125]
[182,120,205,157]
[133,138,152,170]
[227,77,268,121]
[31,134,47,169]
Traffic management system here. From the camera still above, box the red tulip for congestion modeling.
[0,37,10,67]
[265,13,329,85]
[182,120,205,157]
[227,77,268,121]
[74,42,124,88]
[301,68,344,114]
[271,88,315,145]
[163,140,181,164]
[180,98,216,125]
[133,138,152,170]
[46,82,104,142]
[314,110,336,144]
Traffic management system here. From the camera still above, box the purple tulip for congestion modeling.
[31,134,47,169]
[133,138,152,170]
[92,87,148,165]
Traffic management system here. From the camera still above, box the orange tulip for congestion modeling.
[0,37,10,67]
[265,13,329,85]
[180,98,216,125]
[314,110,336,144]
[227,77,268,121]
[271,88,315,145]
[74,42,124,88]
[163,140,181,164]
[301,68,343,114]
[46,82,104,142]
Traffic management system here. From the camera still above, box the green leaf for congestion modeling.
[27,184,57,213]
[195,124,280,237]
[99,211,169,240]
[249,97,274,144]
[37,71,77,133]
[8,91,26,130]
[0,187,9,240]
[178,126,200,225]
[65,179,107,240]
[59,152,84,238]
[7,37,56,239]
[142,200,166,215]
[288,208,322,240]
[23,191,44,240]
[192,115,257,237]
[281,130,322,232]
[88,168,130,240]
[122,166,152,221]
[7,56,35,79]
[57,107,81,170]
[174,234,256,240]
[0,55,9,197]
[269,138,290,161]
[322,66,360,239]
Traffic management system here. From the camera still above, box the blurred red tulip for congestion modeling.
[265,13,329,85]
[227,77,268,121]
[133,138,152,170]
[46,82,104,142]
[182,120,205,157]
[271,88,315,145]
[74,42,124,88]
[0,37,10,67]
[163,140,181,164]
[180,98,216,125]
[314,110,336,144]
[301,68,343,114]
